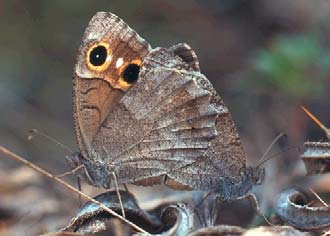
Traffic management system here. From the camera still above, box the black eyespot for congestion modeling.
[122,63,140,83]
[89,45,107,66]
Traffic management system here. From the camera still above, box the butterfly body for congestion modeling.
[70,12,264,201]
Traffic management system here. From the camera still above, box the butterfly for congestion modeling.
[68,12,264,201]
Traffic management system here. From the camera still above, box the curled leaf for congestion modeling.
[62,190,162,235]
[136,203,201,236]
[276,189,330,230]
[159,203,201,236]
[301,142,330,175]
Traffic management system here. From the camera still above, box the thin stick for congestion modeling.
[112,171,126,218]
[0,145,149,235]
[301,106,330,140]
[309,188,328,207]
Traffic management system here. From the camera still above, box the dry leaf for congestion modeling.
[62,190,162,235]
[301,142,330,175]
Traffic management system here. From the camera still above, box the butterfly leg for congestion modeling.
[211,195,230,226]
[123,183,129,192]
[237,193,273,226]
[194,191,212,208]
[111,172,126,218]
[194,192,218,227]
[77,177,83,207]
[55,165,84,178]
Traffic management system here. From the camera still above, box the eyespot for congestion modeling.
[89,45,107,66]
[86,42,111,71]
[122,63,140,83]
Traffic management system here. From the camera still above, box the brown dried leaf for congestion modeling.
[276,189,330,230]
[301,142,330,175]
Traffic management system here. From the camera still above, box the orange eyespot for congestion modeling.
[115,59,142,90]
[122,63,140,83]
[86,42,112,71]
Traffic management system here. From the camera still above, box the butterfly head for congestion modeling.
[245,166,265,185]
[65,152,80,167]
[66,152,110,187]
[65,152,86,176]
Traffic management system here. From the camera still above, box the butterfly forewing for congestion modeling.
[73,12,151,158]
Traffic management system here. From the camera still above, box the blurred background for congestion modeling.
[0,0,329,235]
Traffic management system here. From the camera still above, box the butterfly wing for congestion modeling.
[168,74,248,191]
[91,48,222,186]
[138,46,249,192]
[74,11,247,191]
[73,12,151,158]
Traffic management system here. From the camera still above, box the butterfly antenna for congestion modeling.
[301,105,330,140]
[258,145,302,169]
[28,129,73,154]
[256,132,286,168]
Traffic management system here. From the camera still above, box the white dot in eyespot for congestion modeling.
[116,57,124,68]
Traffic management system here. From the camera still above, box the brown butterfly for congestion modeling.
[68,12,264,201]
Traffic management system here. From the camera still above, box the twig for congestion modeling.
[301,106,330,140]
[309,188,328,207]
[0,145,149,235]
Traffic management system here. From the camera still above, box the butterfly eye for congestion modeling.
[89,45,107,66]
[122,63,140,83]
